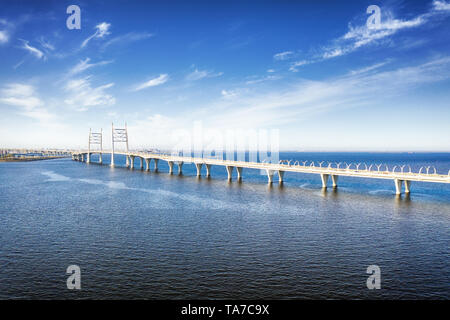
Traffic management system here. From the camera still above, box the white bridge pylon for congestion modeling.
[72,128,450,196]
[110,123,129,167]
[87,128,103,164]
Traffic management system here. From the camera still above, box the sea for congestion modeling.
[0,152,449,299]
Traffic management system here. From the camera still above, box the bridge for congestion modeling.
[1,148,72,161]
[71,124,450,195]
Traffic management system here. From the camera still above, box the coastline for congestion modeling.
[0,156,68,162]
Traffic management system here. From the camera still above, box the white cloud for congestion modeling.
[69,58,113,75]
[0,30,8,44]
[273,51,293,60]
[0,96,43,110]
[320,12,426,61]
[20,39,44,59]
[1,83,35,97]
[0,83,57,123]
[221,89,240,100]
[0,84,42,110]
[81,22,111,48]
[349,60,390,75]
[133,74,169,91]
[20,108,55,122]
[186,69,223,81]
[64,76,115,110]
[38,37,55,51]
[102,32,154,49]
[289,60,309,72]
[0,19,10,44]
[245,75,280,85]
[287,4,450,69]
[433,0,450,11]
[196,56,450,131]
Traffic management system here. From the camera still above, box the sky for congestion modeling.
[0,0,449,151]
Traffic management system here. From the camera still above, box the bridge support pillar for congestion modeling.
[394,179,403,195]
[99,153,102,164]
[278,171,284,183]
[86,153,91,164]
[168,161,174,174]
[331,175,338,188]
[404,180,411,193]
[226,166,234,181]
[111,152,115,167]
[205,164,211,177]
[139,157,143,170]
[195,163,203,176]
[266,169,274,184]
[154,159,159,172]
[126,155,130,168]
[321,174,329,188]
[236,167,243,181]
[129,156,135,169]
[145,159,150,171]
[177,161,183,174]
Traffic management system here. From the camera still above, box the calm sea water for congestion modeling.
[0,152,449,299]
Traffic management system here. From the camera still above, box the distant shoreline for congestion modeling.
[0,156,68,162]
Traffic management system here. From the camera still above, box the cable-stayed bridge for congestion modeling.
[70,124,450,195]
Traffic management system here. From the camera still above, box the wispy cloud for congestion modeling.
[0,19,10,44]
[68,58,113,76]
[81,22,111,48]
[284,2,450,70]
[19,39,45,59]
[0,83,42,110]
[319,2,450,60]
[190,56,450,131]
[38,37,55,51]
[64,76,115,110]
[0,30,8,44]
[273,51,293,60]
[133,74,169,91]
[0,83,56,122]
[289,60,310,72]
[102,32,154,50]
[349,60,391,75]
[245,75,280,85]
[433,0,450,11]
[186,68,223,81]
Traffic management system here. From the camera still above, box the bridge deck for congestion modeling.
[72,150,450,184]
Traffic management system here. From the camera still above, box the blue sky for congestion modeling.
[0,0,449,151]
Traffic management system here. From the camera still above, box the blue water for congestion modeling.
[0,152,449,299]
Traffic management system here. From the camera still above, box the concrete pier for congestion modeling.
[195,163,203,176]
[394,179,403,195]
[226,166,234,180]
[331,175,339,188]
[177,161,183,174]
[236,167,243,181]
[278,170,284,183]
[321,174,329,188]
[72,144,450,196]
[266,169,274,184]
[404,180,411,193]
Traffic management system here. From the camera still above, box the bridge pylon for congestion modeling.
[111,122,129,167]
[88,128,103,164]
